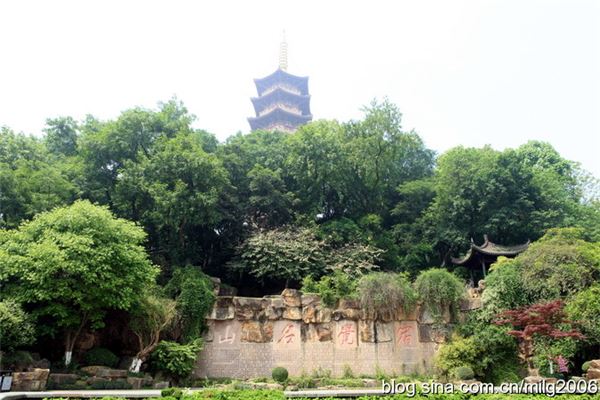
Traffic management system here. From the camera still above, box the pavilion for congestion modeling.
[451,234,530,279]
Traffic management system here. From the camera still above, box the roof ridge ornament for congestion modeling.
[279,30,288,71]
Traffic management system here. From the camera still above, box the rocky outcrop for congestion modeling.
[241,321,274,343]
[204,289,456,345]
[11,369,50,391]
[303,323,333,342]
[586,361,600,380]
[281,289,302,307]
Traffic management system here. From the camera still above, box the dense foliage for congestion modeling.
[83,347,119,368]
[357,272,417,319]
[1,97,598,377]
[414,268,465,320]
[0,299,35,351]
[151,339,203,381]
[0,200,158,364]
[165,266,216,342]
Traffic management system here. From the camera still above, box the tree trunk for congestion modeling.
[64,332,75,367]
[129,357,143,373]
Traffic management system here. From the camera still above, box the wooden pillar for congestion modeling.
[481,257,487,278]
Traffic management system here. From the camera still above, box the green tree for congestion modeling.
[518,228,600,301]
[129,293,177,373]
[0,127,77,227]
[44,116,79,156]
[426,143,583,264]
[0,200,158,365]
[343,99,435,216]
[114,132,232,266]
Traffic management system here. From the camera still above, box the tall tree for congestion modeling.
[44,116,79,156]
[0,200,158,365]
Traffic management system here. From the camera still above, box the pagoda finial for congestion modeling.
[279,30,288,71]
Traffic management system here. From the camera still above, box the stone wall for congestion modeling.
[195,289,480,379]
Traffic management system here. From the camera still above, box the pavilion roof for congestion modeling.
[451,235,530,266]
[254,68,309,96]
[251,87,311,116]
[248,107,312,131]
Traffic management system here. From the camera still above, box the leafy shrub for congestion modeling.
[452,266,470,281]
[479,257,530,322]
[342,364,354,379]
[292,372,316,389]
[83,347,119,367]
[165,266,216,342]
[454,314,522,383]
[435,335,478,378]
[161,388,182,399]
[271,366,288,383]
[453,366,474,380]
[518,228,600,301]
[310,367,331,379]
[302,270,357,307]
[414,268,464,321]
[0,299,35,352]
[357,272,416,319]
[152,339,203,381]
[2,350,34,371]
[375,365,389,381]
[566,284,600,344]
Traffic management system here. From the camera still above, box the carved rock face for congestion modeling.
[303,323,333,342]
[11,369,50,391]
[241,321,274,343]
[234,297,266,320]
[302,304,332,323]
[209,296,235,320]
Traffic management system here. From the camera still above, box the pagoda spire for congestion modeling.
[279,30,288,71]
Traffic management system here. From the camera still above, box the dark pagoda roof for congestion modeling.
[254,68,309,96]
[451,235,530,266]
[251,87,311,116]
[248,107,313,132]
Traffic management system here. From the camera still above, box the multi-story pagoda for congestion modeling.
[248,35,312,132]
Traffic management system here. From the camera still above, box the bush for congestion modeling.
[357,272,416,319]
[83,347,119,367]
[1,350,34,371]
[302,270,357,307]
[414,268,464,321]
[479,257,530,322]
[435,335,478,378]
[165,266,216,342]
[152,339,203,381]
[519,228,600,301]
[271,367,288,383]
[342,364,354,379]
[161,388,182,399]
[0,299,35,352]
[566,284,600,344]
[453,366,474,380]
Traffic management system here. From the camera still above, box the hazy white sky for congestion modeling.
[1,0,599,176]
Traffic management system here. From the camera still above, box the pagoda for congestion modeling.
[248,35,312,132]
[451,235,530,279]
